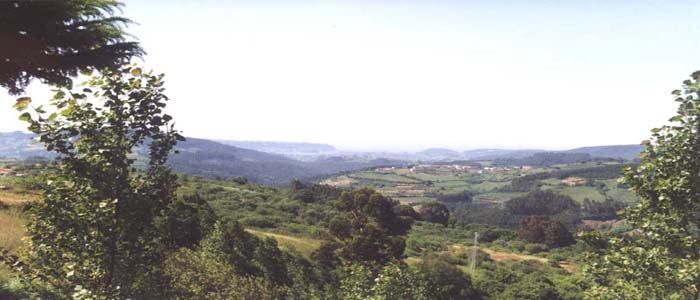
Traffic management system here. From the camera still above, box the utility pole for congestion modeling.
[470,232,479,272]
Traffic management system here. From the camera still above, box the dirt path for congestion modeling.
[451,245,576,273]
[479,247,548,263]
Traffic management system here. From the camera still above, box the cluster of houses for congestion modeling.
[0,168,16,176]
[0,168,17,190]
[402,164,534,174]
[373,164,537,175]
[481,165,533,172]
[408,164,477,173]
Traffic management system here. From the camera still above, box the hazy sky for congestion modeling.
[2,0,700,151]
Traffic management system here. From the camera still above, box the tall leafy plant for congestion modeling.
[583,72,700,299]
[6,65,182,299]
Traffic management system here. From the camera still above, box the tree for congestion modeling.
[499,274,560,300]
[165,220,331,300]
[2,65,181,299]
[314,188,412,268]
[418,257,482,300]
[192,221,291,286]
[338,260,480,300]
[543,220,576,248]
[419,202,450,226]
[506,190,580,216]
[517,216,575,248]
[436,190,473,203]
[583,71,700,299]
[154,193,217,250]
[0,0,143,95]
[164,228,288,300]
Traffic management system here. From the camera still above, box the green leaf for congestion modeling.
[18,112,32,122]
[13,97,31,111]
[60,106,74,117]
[669,116,683,122]
[131,68,142,76]
[53,90,66,100]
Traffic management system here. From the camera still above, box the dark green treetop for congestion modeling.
[314,188,413,268]
[0,0,143,95]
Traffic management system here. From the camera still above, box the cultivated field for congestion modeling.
[321,161,637,205]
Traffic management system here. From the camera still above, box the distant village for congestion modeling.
[375,164,534,174]
[0,167,18,177]
[0,167,21,191]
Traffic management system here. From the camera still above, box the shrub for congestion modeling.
[525,243,547,254]
[517,216,576,248]
[509,240,526,252]
[506,190,580,216]
[418,202,450,226]
[436,191,473,203]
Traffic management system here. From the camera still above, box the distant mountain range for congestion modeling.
[170,138,403,185]
[216,140,337,156]
[373,145,643,161]
[564,145,645,160]
[0,131,51,158]
[0,132,401,186]
[0,131,644,185]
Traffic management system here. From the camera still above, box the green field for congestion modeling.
[321,162,637,206]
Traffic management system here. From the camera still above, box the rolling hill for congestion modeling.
[565,145,644,160]
[0,133,403,186]
[418,148,463,159]
[216,140,337,156]
[0,131,645,185]
[169,138,316,185]
[0,131,50,158]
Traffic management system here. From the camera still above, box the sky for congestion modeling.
[2,0,700,151]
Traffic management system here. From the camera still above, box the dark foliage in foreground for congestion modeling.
[0,0,143,94]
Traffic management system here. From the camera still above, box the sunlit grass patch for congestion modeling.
[0,190,39,207]
[0,207,26,283]
[246,229,322,257]
[0,208,25,253]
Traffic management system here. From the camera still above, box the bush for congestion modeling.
[506,190,580,216]
[437,191,473,203]
[242,217,278,228]
[517,216,576,248]
[525,243,547,254]
[418,202,450,226]
[232,177,249,185]
[509,240,526,252]
[479,227,516,243]
[499,273,560,300]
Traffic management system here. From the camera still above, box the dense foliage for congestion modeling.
[339,258,481,300]
[584,72,700,299]
[436,190,473,203]
[0,0,143,94]
[316,188,413,268]
[517,216,576,248]
[506,190,580,216]
[3,66,181,299]
[418,202,450,226]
